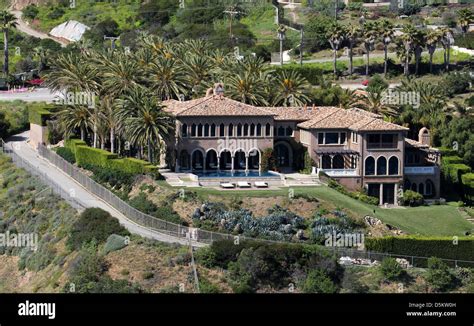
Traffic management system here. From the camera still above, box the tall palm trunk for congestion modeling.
[446,45,450,72]
[333,48,337,77]
[110,129,115,154]
[80,127,85,141]
[383,44,388,76]
[349,43,353,76]
[405,48,410,77]
[429,49,434,73]
[3,29,9,75]
[147,138,153,164]
[366,49,370,76]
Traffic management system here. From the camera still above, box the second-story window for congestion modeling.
[210,124,216,137]
[229,123,234,137]
[182,123,188,138]
[351,132,358,143]
[220,123,225,137]
[265,123,271,136]
[367,133,398,149]
[256,124,262,136]
[286,126,293,137]
[191,124,197,137]
[318,132,346,145]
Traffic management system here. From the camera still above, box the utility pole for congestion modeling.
[277,24,287,66]
[103,35,120,51]
[188,231,200,293]
[223,6,240,40]
[299,28,304,66]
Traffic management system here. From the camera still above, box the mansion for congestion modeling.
[163,86,441,206]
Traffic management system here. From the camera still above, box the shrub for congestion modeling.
[442,156,464,165]
[103,234,128,255]
[379,257,404,281]
[128,192,187,225]
[300,150,316,174]
[199,277,221,293]
[365,236,474,263]
[0,112,10,139]
[426,257,454,292]
[22,4,39,20]
[260,148,275,172]
[367,75,388,92]
[67,208,129,250]
[64,138,87,155]
[399,190,424,207]
[28,105,55,126]
[275,65,327,85]
[443,163,472,184]
[328,179,379,205]
[302,269,338,293]
[75,146,118,168]
[443,72,472,97]
[56,147,75,164]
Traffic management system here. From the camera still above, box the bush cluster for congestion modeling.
[328,179,379,205]
[399,190,424,207]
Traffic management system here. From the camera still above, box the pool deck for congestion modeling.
[160,170,323,188]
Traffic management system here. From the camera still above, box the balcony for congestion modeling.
[320,169,358,177]
[404,166,438,175]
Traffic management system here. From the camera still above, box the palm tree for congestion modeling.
[147,55,188,100]
[327,22,346,77]
[357,87,398,119]
[271,70,310,107]
[337,88,359,109]
[117,86,174,164]
[399,24,418,77]
[378,19,394,77]
[181,53,213,97]
[457,9,473,37]
[0,11,17,76]
[33,46,50,72]
[439,27,454,72]
[225,71,269,106]
[413,30,425,76]
[345,25,360,76]
[426,29,441,74]
[362,21,377,76]
[55,105,93,141]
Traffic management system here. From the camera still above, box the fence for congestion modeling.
[1,140,84,211]
[2,140,474,268]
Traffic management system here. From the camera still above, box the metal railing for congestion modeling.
[2,140,474,268]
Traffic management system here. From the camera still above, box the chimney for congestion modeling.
[418,127,431,146]
[205,88,213,97]
[213,83,224,97]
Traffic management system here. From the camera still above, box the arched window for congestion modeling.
[228,123,234,137]
[197,123,203,137]
[219,123,225,137]
[181,123,188,137]
[286,126,293,136]
[265,123,271,136]
[377,157,387,175]
[191,124,197,137]
[321,155,332,169]
[365,157,375,175]
[256,124,262,136]
[278,126,285,136]
[210,124,216,137]
[237,123,242,137]
[333,155,344,169]
[204,123,210,137]
[411,183,417,192]
[243,124,249,136]
[404,179,411,191]
[250,123,255,136]
[388,156,399,175]
[426,179,434,197]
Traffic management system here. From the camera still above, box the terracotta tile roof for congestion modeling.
[163,96,275,117]
[405,138,429,148]
[163,96,408,131]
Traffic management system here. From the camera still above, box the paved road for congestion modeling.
[5,131,205,247]
[10,10,68,47]
[0,88,57,102]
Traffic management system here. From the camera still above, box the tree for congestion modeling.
[225,71,269,106]
[440,27,454,72]
[327,22,345,77]
[457,9,473,37]
[0,11,18,76]
[147,55,188,100]
[426,29,442,74]
[345,25,360,76]
[379,257,404,281]
[425,257,454,292]
[399,24,418,77]
[362,21,377,76]
[377,20,394,76]
[55,104,93,141]
[117,86,174,164]
[357,88,398,119]
[0,111,10,139]
[302,269,338,293]
[413,30,426,76]
[304,14,332,52]
[271,70,310,107]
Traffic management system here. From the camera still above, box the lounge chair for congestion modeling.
[220,182,235,189]
[237,181,251,188]
[254,181,268,188]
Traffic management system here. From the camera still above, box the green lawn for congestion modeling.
[157,181,473,236]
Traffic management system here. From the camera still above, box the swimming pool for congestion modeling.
[193,170,280,178]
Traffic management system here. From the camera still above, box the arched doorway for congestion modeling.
[191,150,204,170]
[274,142,292,168]
[220,151,232,170]
[234,150,246,170]
[206,150,218,170]
[179,150,190,170]
[248,149,260,170]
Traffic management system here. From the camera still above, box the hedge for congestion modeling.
[442,163,472,184]
[365,236,474,263]
[105,157,157,174]
[75,146,118,167]
[274,64,339,85]
[64,138,87,155]
[28,105,55,126]
[462,173,474,203]
[441,156,464,165]
[328,179,379,205]
[437,147,457,157]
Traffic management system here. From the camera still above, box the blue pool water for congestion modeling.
[193,170,279,178]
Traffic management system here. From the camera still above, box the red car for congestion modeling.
[361,79,369,86]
